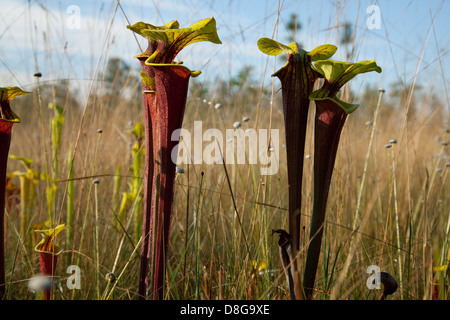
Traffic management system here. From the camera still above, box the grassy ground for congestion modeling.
[4,73,449,300]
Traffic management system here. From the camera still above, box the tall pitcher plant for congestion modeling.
[0,87,31,299]
[127,17,221,300]
[258,38,381,299]
[304,59,381,299]
[258,39,337,300]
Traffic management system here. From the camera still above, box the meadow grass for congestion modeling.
[4,71,448,300]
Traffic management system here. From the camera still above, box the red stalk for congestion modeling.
[130,17,221,300]
[274,45,317,255]
[257,39,339,300]
[147,64,191,300]
[137,52,155,300]
[38,251,58,300]
[302,59,381,299]
[33,225,66,300]
[303,100,347,299]
[431,274,439,300]
[273,46,319,300]
[0,124,12,300]
[137,60,191,300]
[0,87,30,299]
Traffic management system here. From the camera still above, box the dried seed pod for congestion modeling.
[378,272,398,300]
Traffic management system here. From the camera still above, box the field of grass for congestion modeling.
[1,0,449,300]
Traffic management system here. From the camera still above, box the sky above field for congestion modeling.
[0,0,449,108]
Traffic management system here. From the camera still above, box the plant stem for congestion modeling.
[194,172,204,300]
[275,47,314,255]
[183,162,190,295]
[303,101,348,299]
[352,90,384,229]
[35,77,52,225]
[138,61,154,300]
[66,146,74,265]
[270,44,319,300]
[0,131,11,299]
[94,181,100,300]
[390,145,403,299]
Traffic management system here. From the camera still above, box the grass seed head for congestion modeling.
[389,138,398,144]
[105,272,116,283]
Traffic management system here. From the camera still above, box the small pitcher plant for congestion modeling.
[258,38,381,299]
[0,87,31,299]
[34,224,67,300]
[127,17,221,299]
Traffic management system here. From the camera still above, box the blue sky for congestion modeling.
[0,0,449,106]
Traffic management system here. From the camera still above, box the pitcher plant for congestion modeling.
[127,17,221,299]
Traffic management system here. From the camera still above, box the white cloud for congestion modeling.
[1,0,448,99]
[0,0,280,94]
